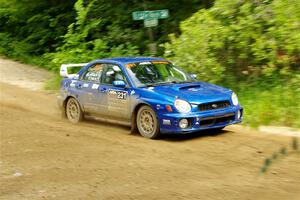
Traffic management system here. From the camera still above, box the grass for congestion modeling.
[44,75,62,91]
[237,84,300,128]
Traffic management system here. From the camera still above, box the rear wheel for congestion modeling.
[136,105,160,139]
[65,97,83,123]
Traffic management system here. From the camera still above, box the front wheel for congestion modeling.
[136,105,160,139]
[65,97,83,123]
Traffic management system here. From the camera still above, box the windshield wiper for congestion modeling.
[144,82,169,87]
[144,80,194,87]
[162,80,194,84]
[144,83,156,87]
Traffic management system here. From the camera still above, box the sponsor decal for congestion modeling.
[70,80,77,88]
[139,61,151,65]
[151,61,169,64]
[112,65,121,71]
[91,84,99,89]
[108,90,127,100]
[83,83,89,88]
[125,63,136,68]
[107,89,129,114]
[113,80,125,86]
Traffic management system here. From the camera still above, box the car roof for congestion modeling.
[93,57,166,64]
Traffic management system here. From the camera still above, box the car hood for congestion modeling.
[144,82,231,104]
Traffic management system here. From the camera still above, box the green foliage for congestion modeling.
[0,0,75,67]
[44,75,62,91]
[237,77,300,128]
[45,0,140,70]
[164,0,300,83]
[164,11,226,83]
[0,0,75,55]
[1,0,208,70]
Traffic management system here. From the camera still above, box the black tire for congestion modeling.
[65,97,83,123]
[136,105,160,139]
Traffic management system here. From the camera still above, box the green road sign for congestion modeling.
[132,9,169,55]
[144,19,158,27]
[132,9,169,20]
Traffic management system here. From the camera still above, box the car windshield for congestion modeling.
[125,61,194,87]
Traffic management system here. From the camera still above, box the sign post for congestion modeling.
[132,9,169,55]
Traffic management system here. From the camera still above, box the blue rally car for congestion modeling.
[57,57,243,139]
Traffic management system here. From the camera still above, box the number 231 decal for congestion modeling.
[108,90,127,100]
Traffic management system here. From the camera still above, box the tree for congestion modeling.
[164,0,300,83]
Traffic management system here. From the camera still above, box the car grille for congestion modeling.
[200,114,235,127]
[198,100,230,111]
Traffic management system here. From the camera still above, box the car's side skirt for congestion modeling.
[84,114,131,127]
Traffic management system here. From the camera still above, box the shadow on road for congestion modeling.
[80,117,233,141]
[81,117,131,131]
[159,129,231,142]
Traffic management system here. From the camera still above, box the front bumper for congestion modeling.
[158,105,243,134]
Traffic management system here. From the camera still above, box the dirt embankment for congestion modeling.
[0,58,299,200]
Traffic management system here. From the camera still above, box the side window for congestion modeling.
[81,63,103,82]
[101,64,127,85]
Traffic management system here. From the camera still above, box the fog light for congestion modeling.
[179,119,189,129]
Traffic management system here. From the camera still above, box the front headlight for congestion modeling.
[174,99,191,113]
[231,92,239,106]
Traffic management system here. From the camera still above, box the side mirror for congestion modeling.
[190,74,197,79]
[113,80,126,88]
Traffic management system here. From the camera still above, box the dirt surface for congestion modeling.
[0,57,51,91]
[0,58,300,200]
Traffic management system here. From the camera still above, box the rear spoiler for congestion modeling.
[60,63,88,78]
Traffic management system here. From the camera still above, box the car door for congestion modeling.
[78,63,104,115]
[97,63,131,121]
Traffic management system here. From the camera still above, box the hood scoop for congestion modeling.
[179,84,201,90]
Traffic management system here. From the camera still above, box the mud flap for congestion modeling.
[130,111,138,134]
